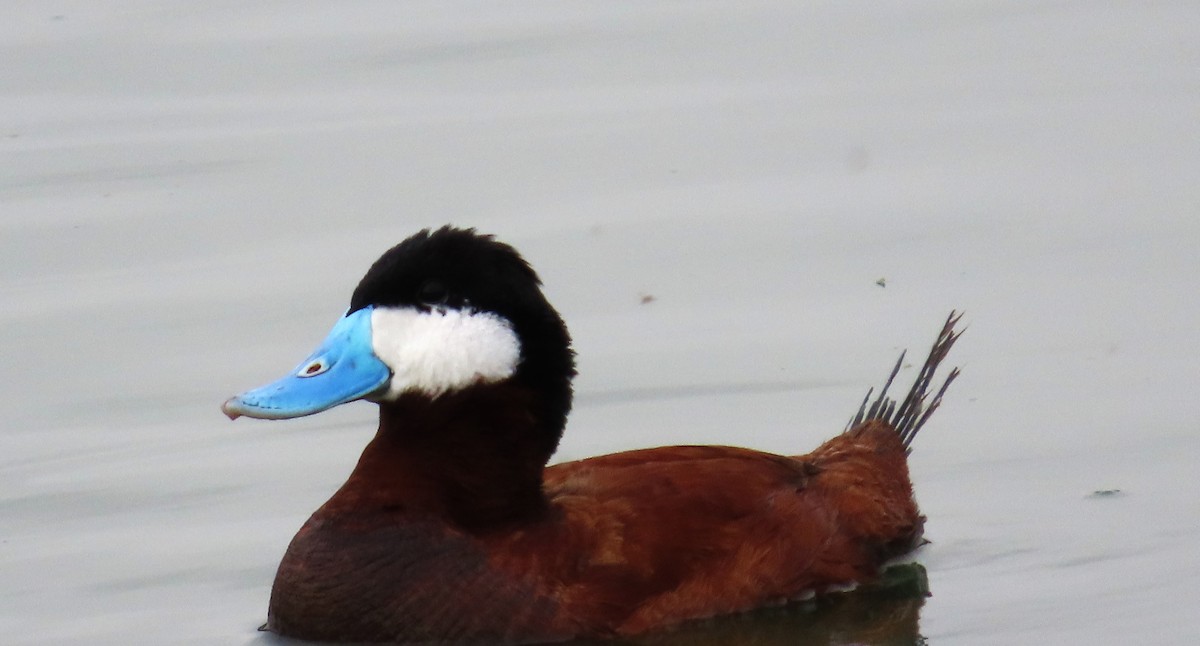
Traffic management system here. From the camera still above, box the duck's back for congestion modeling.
[514,419,923,635]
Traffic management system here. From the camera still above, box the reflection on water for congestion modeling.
[579,564,929,646]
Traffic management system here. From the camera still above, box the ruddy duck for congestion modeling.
[224,226,960,644]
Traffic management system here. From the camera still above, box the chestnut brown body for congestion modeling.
[267,400,926,643]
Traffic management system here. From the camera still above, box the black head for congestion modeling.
[352,227,576,460]
[352,227,544,318]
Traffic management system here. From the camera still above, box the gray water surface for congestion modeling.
[3,3,1199,644]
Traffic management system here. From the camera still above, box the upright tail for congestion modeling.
[845,312,963,451]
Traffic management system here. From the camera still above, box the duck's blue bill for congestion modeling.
[222,307,391,420]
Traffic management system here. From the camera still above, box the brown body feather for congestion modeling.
[267,314,961,643]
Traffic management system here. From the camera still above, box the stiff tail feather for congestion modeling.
[845,312,963,451]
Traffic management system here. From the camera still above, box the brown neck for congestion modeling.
[316,382,552,531]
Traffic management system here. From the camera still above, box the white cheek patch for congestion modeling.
[370,306,521,399]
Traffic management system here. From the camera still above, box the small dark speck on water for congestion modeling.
[1089,489,1124,498]
[846,146,871,173]
[639,294,656,305]
[875,277,887,288]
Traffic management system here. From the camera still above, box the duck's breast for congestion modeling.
[267,512,574,643]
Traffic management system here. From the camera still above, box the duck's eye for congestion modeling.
[417,280,449,306]
[297,359,329,378]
